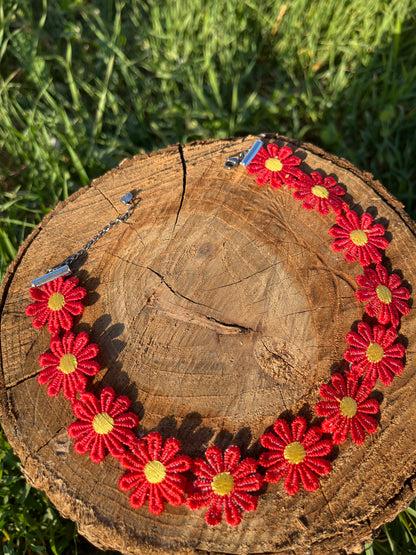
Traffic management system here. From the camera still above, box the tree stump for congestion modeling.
[1,135,416,554]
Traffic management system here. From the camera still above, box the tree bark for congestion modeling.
[1,135,416,554]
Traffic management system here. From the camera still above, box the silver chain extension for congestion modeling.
[55,193,133,269]
[31,193,135,287]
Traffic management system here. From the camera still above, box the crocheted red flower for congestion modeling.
[68,387,139,463]
[344,322,405,386]
[315,373,379,445]
[355,264,410,327]
[259,416,331,495]
[246,143,305,189]
[292,171,346,215]
[329,210,389,266]
[38,331,100,401]
[119,431,191,515]
[186,445,262,526]
[26,276,86,335]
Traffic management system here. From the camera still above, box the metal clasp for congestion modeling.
[224,140,263,169]
[121,192,133,206]
[224,151,247,169]
[31,265,71,288]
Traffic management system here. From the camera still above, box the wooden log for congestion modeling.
[1,135,416,554]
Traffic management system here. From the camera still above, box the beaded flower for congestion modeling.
[329,210,389,266]
[38,331,100,400]
[344,322,405,386]
[26,276,86,335]
[355,264,410,327]
[246,143,304,189]
[315,373,379,445]
[68,387,139,463]
[292,171,346,215]
[259,416,332,495]
[186,445,262,526]
[119,431,191,515]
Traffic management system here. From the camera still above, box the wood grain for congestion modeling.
[1,135,416,554]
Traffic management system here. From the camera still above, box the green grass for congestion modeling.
[1,0,416,552]
[0,430,120,555]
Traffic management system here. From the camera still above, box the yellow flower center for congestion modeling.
[339,396,358,418]
[58,353,78,374]
[350,229,368,246]
[92,413,114,435]
[48,292,65,311]
[283,441,306,464]
[311,185,329,199]
[211,472,235,496]
[366,342,384,363]
[143,460,167,484]
[265,157,283,172]
[376,285,392,304]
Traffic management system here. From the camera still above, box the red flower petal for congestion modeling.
[260,417,331,495]
[38,331,100,400]
[329,210,388,266]
[26,276,86,335]
[356,265,410,327]
[68,387,139,463]
[118,432,190,514]
[316,373,379,445]
[246,142,306,189]
[187,445,261,526]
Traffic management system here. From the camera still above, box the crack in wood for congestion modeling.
[205,315,256,335]
[107,251,145,269]
[380,474,416,511]
[32,425,67,458]
[313,265,357,291]
[204,262,279,291]
[150,300,254,335]
[101,253,253,333]
[284,305,334,317]
[174,143,187,228]
[103,252,217,311]
[4,369,39,390]
[146,266,216,311]
[261,341,305,379]
[277,383,289,412]
[94,186,119,213]
[130,225,145,247]
[320,487,337,523]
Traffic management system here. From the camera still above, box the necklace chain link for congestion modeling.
[31,193,135,287]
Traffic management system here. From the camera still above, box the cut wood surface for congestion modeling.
[1,135,416,554]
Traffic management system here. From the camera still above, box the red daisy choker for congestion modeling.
[25,139,410,527]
